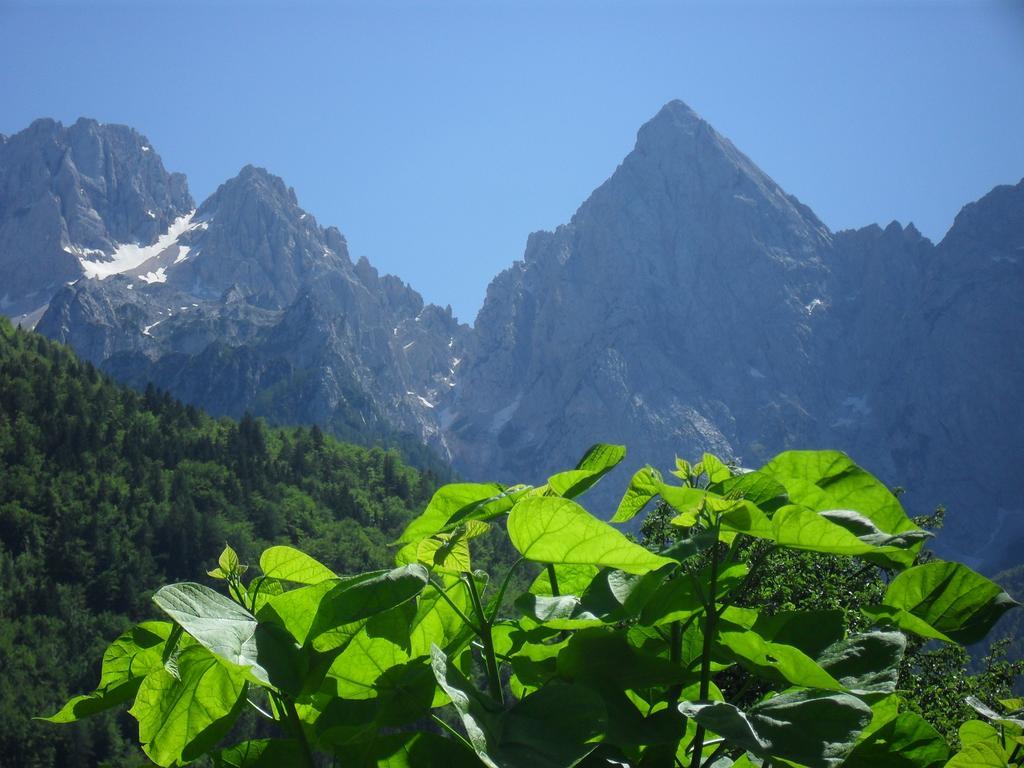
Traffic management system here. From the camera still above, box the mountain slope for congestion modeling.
[34,163,467,467]
[445,102,1024,566]
[445,101,834,489]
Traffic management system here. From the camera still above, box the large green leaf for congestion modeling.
[152,583,268,682]
[679,689,872,768]
[324,603,414,699]
[640,562,747,626]
[431,645,607,768]
[257,579,339,646]
[881,561,1020,644]
[944,741,1008,767]
[612,466,663,523]
[259,546,336,584]
[716,628,843,690]
[556,628,693,690]
[548,443,626,499]
[39,679,142,724]
[710,470,788,508]
[528,564,601,596]
[842,711,950,768]
[861,605,956,643]
[770,506,914,558]
[508,496,674,575]
[761,450,922,565]
[816,631,905,698]
[257,567,427,658]
[309,565,429,650]
[129,645,248,767]
[746,610,846,659]
[397,483,514,545]
[496,680,608,768]
[42,621,177,724]
[519,567,668,629]
[314,659,439,747]
[700,453,733,483]
[99,621,173,689]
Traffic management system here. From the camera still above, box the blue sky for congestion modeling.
[2,0,1022,323]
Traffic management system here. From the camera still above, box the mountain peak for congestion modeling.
[635,99,709,149]
[653,99,704,125]
[198,165,300,219]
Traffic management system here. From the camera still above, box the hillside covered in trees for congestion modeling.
[0,317,445,767]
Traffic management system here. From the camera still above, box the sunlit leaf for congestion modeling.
[152,582,268,683]
[259,546,336,584]
[129,646,247,767]
[612,466,663,523]
[397,483,516,545]
[716,628,843,690]
[761,451,923,566]
[548,443,626,499]
[508,496,673,575]
[881,561,1020,645]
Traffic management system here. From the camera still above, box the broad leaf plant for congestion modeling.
[43,446,1023,767]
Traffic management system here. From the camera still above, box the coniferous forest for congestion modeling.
[0,317,450,767]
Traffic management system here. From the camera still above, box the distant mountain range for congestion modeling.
[1,103,1021,570]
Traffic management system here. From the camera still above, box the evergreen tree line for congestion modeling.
[0,317,441,767]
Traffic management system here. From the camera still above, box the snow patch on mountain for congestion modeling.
[78,211,198,279]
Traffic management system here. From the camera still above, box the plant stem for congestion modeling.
[465,573,503,705]
[717,543,776,615]
[487,556,525,625]
[283,696,316,768]
[546,563,561,596]
[667,620,685,704]
[690,525,721,768]
[427,578,481,634]
[432,713,476,753]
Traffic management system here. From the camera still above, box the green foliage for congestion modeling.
[0,317,438,767]
[44,442,1023,767]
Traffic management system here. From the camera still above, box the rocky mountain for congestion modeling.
[1,103,1021,568]
[0,117,192,324]
[445,102,1024,568]
[14,134,467,464]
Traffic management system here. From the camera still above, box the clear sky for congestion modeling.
[2,0,1023,323]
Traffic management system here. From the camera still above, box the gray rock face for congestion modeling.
[35,162,467,461]
[445,102,833,490]
[0,118,192,320]
[444,101,1024,567]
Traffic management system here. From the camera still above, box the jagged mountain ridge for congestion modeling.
[1,103,1021,567]
[0,117,192,323]
[14,128,467,463]
[446,102,1023,567]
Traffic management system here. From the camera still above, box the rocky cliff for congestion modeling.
[0,118,192,322]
